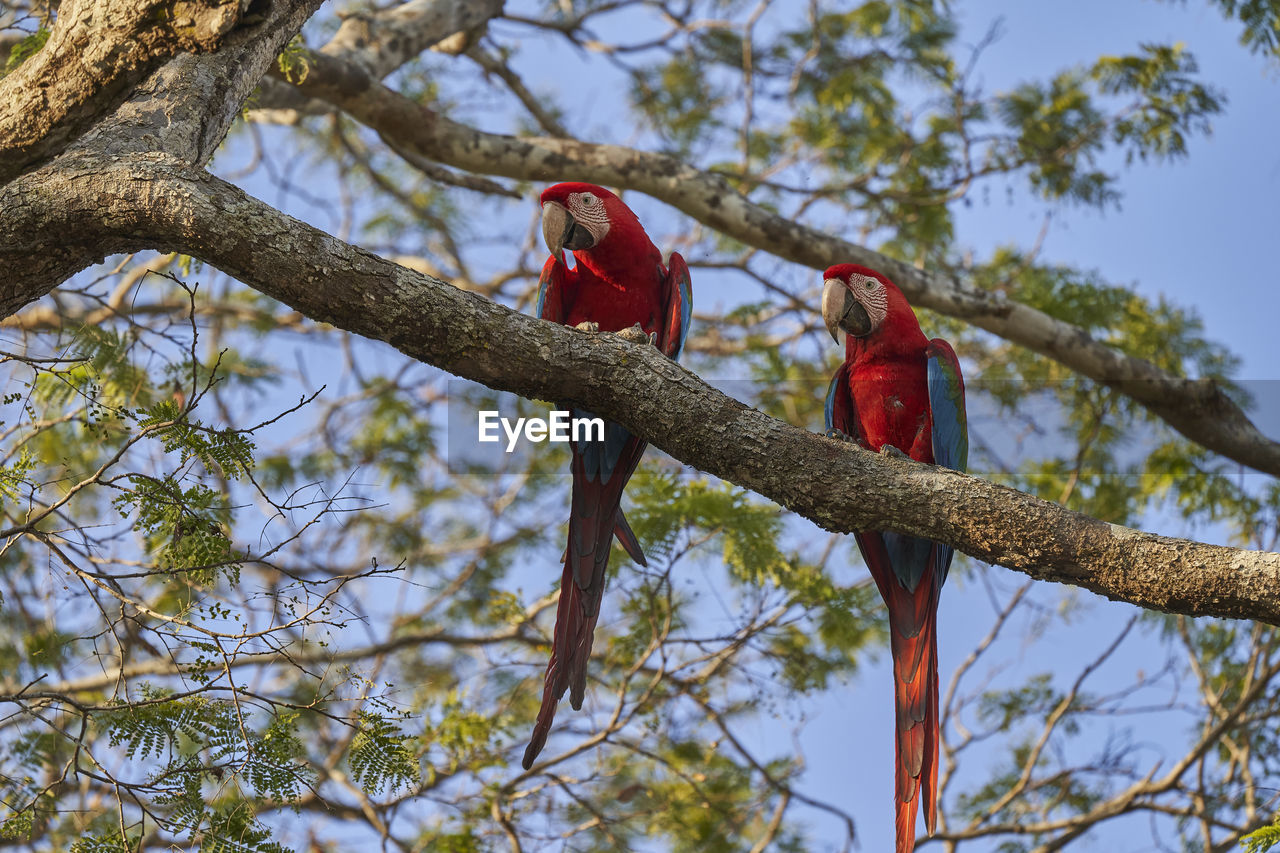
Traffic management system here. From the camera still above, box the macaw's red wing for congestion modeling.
[537,254,570,324]
[660,252,693,359]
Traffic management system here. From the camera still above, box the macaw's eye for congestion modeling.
[583,195,597,206]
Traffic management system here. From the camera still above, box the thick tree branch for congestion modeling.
[0,0,249,183]
[70,0,324,166]
[324,0,505,76]
[0,0,323,316]
[277,49,1280,479]
[5,160,1273,624]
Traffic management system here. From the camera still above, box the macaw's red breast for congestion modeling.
[563,260,666,335]
[845,353,934,464]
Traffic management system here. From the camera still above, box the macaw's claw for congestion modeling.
[826,428,860,444]
[615,323,652,345]
[574,321,600,333]
[879,443,910,460]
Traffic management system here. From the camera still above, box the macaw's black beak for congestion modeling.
[821,278,871,344]
[541,202,597,256]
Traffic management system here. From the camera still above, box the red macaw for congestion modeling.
[523,182,692,769]
[821,263,967,853]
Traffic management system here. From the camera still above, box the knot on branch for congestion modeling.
[151,1,248,53]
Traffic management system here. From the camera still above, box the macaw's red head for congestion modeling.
[539,183,655,270]
[821,263,922,349]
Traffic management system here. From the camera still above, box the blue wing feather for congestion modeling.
[573,410,631,484]
[926,339,968,474]
[824,363,856,437]
[824,368,841,434]
[926,339,967,583]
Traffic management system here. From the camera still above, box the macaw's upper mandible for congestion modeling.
[522,182,691,771]
[822,262,967,853]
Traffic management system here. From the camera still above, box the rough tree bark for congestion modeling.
[0,0,253,184]
[0,0,1276,626]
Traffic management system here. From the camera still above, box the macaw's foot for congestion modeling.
[826,428,864,446]
[574,321,600,333]
[615,323,654,345]
[879,443,910,460]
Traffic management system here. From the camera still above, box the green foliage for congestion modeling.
[70,831,143,853]
[113,476,238,579]
[418,830,482,853]
[75,687,315,850]
[1091,43,1222,163]
[1244,819,1280,853]
[276,36,310,84]
[194,804,294,853]
[2,27,49,75]
[1160,0,1280,59]
[348,711,419,794]
[0,446,35,506]
[137,397,257,478]
[625,469,880,691]
[0,760,54,844]
[632,56,727,155]
[614,739,771,853]
[422,693,502,776]
[31,325,150,415]
[992,72,1114,205]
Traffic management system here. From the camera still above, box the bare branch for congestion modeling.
[324,0,505,76]
[247,0,506,120]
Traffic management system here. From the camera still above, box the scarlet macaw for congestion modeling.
[821,263,967,853]
[523,183,691,769]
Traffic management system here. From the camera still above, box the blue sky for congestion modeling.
[950,0,1279,381]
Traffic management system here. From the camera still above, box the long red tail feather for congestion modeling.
[524,487,642,769]
[523,554,581,769]
[889,606,940,853]
[860,534,942,853]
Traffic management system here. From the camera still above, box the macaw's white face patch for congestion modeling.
[566,191,611,245]
[846,272,889,332]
